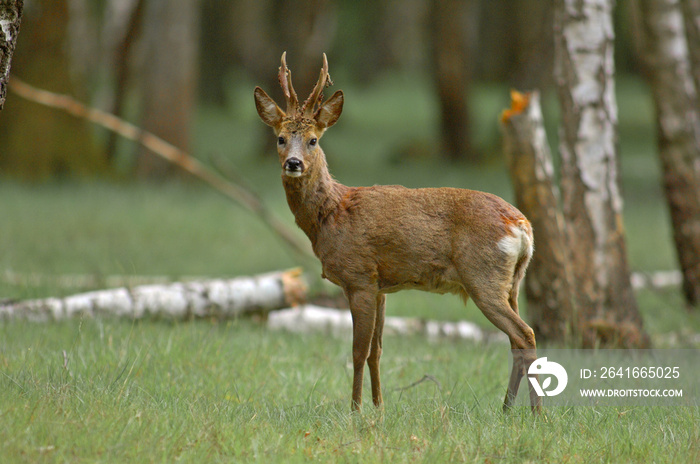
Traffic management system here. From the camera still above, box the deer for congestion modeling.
[253,53,542,413]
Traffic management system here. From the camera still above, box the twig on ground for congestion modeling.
[394,374,442,392]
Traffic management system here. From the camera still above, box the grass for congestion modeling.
[1,75,700,462]
[1,318,698,463]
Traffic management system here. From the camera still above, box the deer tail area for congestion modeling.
[497,219,534,309]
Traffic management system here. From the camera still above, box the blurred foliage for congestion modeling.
[0,0,648,180]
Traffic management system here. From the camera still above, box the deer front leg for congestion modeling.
[368,294,386,407]
[347,289,378,412]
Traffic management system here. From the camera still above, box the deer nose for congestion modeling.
[284,158,304,175]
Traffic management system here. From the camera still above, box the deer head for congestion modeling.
[254,52,344,178]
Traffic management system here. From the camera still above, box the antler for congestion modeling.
[301,53,333,118]
[278,52,299,117]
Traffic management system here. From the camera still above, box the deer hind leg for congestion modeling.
[470,288,541,413]
[346,289,379,411]
[368,294,386,407]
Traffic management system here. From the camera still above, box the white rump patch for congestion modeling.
[497,226,532,258]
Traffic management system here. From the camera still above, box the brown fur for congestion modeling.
[254,54,542,413]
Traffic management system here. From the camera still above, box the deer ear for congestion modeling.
[254,87,285,128]
[314,90,344,129]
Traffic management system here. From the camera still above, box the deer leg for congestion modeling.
[471,291,541,413]
[505,346,539,412]
[347,289,378,411]
[368,294,386,407]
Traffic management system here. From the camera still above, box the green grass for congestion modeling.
[2,75,700,462]
[1,318,698,463]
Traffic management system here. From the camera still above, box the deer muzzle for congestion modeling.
[283,157,304,177]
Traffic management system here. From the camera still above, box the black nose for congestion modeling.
[284,158,303,172]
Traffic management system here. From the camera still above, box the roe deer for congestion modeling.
[254,53,542,413]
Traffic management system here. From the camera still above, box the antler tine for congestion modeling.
[278,52,299,117]
[302,53,332,118]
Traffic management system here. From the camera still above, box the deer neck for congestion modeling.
[282,152,347,247]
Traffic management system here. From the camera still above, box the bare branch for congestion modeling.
[9,77,314,262]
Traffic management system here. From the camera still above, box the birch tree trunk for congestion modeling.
[0,0,22,110]
[0,269,306,322]
[636,0,700,308]
[500,91,576,343]
[555,0,649,348]
[681,0,700,98]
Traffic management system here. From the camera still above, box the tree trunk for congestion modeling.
[555,0,649,348]
[0,269,307,322]
[509,0,554,89]
[635,0,700,308]
[681,0,700,99]
[104,0,146,163]
[500,91,576,343]
[0,0,104,179]
[0,0,23,110]
[428,0,475,162]
[136,0,200,178]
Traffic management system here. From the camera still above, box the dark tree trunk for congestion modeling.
[555,0,649,348]
[136,0,201,178]
[104,0,146,164]
[229,0,337,157]
[500,91,576,344]
[428,0,475,162]
[636,0,700,308]
[0,0,103,179]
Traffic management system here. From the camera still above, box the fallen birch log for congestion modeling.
[268,305,507,343]
[2,269,685,291]
[0,269,306,322]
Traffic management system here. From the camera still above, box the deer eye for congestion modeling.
[278,136,286,145]
[309,138,317,146]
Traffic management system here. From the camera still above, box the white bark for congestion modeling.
[0,0,22,110]
[3,269,683,291]
[0,269,306,322]
[268,305,507,343]
[555,0,648,347]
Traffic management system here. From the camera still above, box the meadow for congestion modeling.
[1,75,699,462]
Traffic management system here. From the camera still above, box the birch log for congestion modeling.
[268,305,506,343]
[0,268,307,322]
